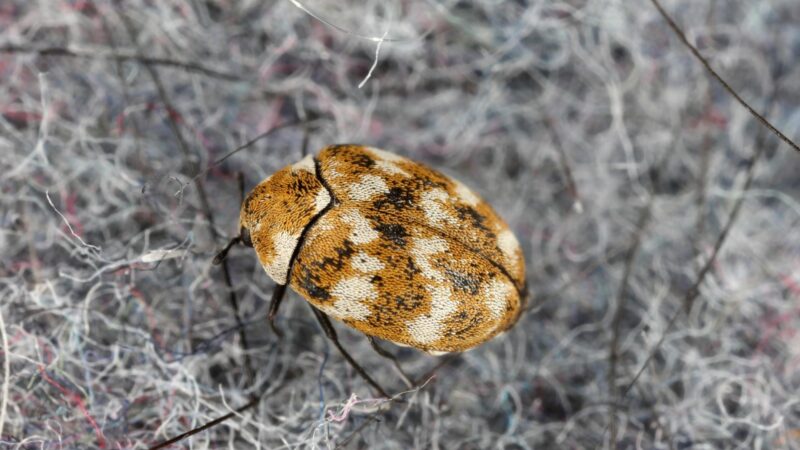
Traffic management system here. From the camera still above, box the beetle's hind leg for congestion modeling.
[308,305,391,399]
[367,336,415,388]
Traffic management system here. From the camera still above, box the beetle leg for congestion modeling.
[308,305,391,399]
[367,336,414,388]
[268,284,287,338]
[212,236,242,265]
[212,172,248,267]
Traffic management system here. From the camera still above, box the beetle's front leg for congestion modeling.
[267,283,287,337]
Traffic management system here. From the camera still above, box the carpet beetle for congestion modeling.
[235,145,527,353]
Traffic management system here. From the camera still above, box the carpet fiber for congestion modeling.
[1,1,799,448]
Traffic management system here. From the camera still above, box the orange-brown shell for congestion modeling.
[241,145,527,353]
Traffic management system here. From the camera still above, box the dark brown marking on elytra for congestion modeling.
[351,153,376,169]
[445,269,480,295]
[373,222,409,247]
[326,144,351,155]
[455,205,493,234]
[365,301,395,329]
[393,292,425,312]
[404,256,421,280]
[444,310,485,338]
[312,239,356,271]
[297,267,331,300]
[373,186,416,210]
[417,174,449,191]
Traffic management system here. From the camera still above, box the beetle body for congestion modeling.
[239,145,526,353]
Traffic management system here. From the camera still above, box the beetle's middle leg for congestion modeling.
[308,304,391,399]
[367,336,414,388]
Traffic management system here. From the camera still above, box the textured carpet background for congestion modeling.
[2,1,799,448]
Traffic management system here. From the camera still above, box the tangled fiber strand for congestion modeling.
[1,0,799,448]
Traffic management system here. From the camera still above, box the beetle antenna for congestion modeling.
[213,236,242,265]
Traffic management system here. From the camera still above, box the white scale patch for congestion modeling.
[348,174,388,201]
[341,209,379,244]
[314,187,331,214]
[497,228,521,269]
[351,251,384,273]
[407,236,460,345]
[326,160,343,180]
[315,214,335,231]
[292,154,315,173]
[407,286,457,345]
[421,189,459,228]
[375,159,410,177]
[325,276,375,320]
[483,278,512,319]
[453,180,480,207]
[410,236,448,282]
[262,230,299,285]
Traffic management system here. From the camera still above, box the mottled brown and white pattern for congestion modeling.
[239,145,527,353]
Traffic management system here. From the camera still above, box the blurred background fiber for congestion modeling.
[1,0,799,448]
